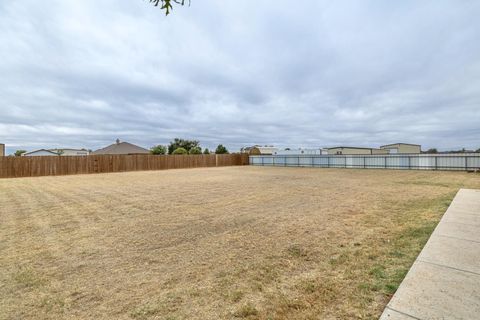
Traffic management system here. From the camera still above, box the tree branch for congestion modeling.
[148,0,190,15]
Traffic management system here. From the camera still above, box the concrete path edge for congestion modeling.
[379,189,480,320]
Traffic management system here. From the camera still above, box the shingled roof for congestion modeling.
[92,139,149,155]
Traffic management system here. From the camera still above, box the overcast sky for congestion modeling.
[1,1,479,154]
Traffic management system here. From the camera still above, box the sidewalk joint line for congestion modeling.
[435,234,480,244]
[417,260,480,277]
[385,307,423,320]
[442,221,480,227]
[446,209,480,215]
[440,220,480,227]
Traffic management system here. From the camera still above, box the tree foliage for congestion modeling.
[150,145,167,155]
[148,0,189,15]
[14,150,26,156]
[189,146,202,154]
[168,138,200,154]
[215,144,229,154]
[172,147,188,155]
[203,148,210,155]
[426,148,438,154]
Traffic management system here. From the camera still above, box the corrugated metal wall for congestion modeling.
[250,154,480,171]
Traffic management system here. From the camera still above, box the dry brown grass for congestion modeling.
[1,167,479,320]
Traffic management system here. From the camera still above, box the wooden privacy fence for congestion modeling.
[0,154,249,179]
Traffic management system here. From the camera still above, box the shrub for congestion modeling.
[172,147,188,155]
[203,148,210,155]
[189,147,202,154]
[168,138,200,154]
[150,145,167,155]
[215,144,229,154]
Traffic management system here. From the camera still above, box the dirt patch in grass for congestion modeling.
[1,167,479,319]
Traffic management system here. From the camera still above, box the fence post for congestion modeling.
[327,156,330,168]
[215,154,218,167]
[465,156,468,171]
[408,156,411,169]
[384,156,387,169]
[435,156,437,170]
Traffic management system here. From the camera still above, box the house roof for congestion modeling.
[253,147,278,151]
[50,148,88,152]
[325,146,379,150]
[380,143,421,148]
[92,140,149,155]
[23,149,59,156]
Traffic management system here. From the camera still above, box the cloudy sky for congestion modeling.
[1,0,479,154]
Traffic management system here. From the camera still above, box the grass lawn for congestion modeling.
[1,167,479,319]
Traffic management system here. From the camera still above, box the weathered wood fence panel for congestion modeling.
[0,154,249,179]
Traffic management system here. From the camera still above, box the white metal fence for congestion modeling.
[250,154,480,171]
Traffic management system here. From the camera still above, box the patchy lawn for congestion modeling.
[1,167,479,320]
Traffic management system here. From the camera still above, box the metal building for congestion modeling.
[380,143,421,154]
[325,146,389,155]
[247,146,279,155]
[274,148,324,155]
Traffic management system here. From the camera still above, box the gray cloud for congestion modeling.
[1,0,480,154]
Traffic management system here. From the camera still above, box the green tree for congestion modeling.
[148,0,188,15]
[215,144,229,154]
[172,147,188,155]
[168,138,200,154]
[426,148,438,154]
[189,146,202,154]
[203,148,210,155]
[14,150,26,156]
[150,145,167,155]
[476,148,480,153]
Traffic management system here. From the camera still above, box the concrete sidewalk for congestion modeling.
[380,189,480,320]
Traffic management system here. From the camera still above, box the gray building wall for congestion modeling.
[327,147,389,155]
[381,143,421,154]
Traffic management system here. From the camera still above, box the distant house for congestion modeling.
[240,146,259,154]
[51,149,90,156]
[0,143,4,157]
[325,147,389,155]
[248,146,279,155]
[92,139,149,155]
[23,149,61,156]
[380,143,421,154]
[22,148,89,157]
[274,148,324,155]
